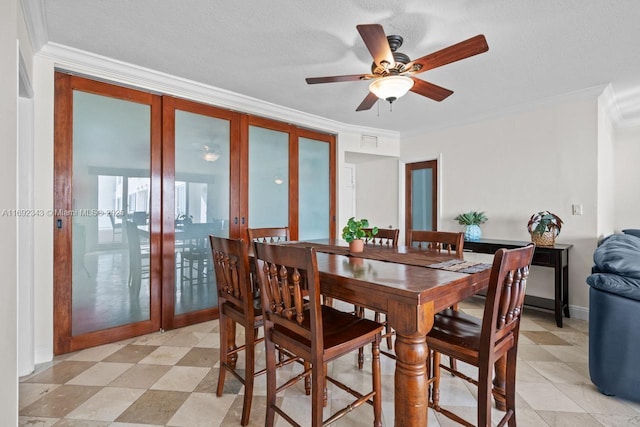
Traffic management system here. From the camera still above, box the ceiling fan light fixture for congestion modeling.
[369,75,414,103]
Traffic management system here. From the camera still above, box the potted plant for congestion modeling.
[527,211,563,246]
[342,217,378,253]
[454,211,488,241]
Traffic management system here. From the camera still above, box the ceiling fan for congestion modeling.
[305,24,489,111]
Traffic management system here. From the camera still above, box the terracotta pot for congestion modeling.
[349,239,364,253]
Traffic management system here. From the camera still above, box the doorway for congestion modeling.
[405,159,438,241]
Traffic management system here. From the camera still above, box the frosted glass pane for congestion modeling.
[174,110,230,315]
[411,168,433,231]
[72,90,151,335]
[299,137,329,239]
[248,126,288,227]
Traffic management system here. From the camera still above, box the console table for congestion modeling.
[462,238,572,327]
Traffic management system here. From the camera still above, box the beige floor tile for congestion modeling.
[176,347,219,367]
[194,331,218,348]
[516,360,550,383]
[20,384,102,418]
[49,420,111,426]
[555,383,640,416]
[537,411,605,427]
[18,416,59,426]
[65,343,123,362]
[114,389,190,425]
[19,383,60,410]
[591,413,640,426]
[150,366,211,392]
[23,361,95,384]
[168,392,235,427]
[163,331,204,347]
[515,408,550,427]
[65,386,145,421]
[66,362,133,386]
[528,361,591,384]
[521,331,571,345]
[517,344,562,362]
[103,344,159,363]
[517,382,585,412]
[108,363,172,389]
[542,344,589,364]
[138,346,191,365]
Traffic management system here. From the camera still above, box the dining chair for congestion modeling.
[407,229,464,257]
[179,223,213,288]
[363,227,399,247]
[209,236,272,425]
[108,212,122,242]
[358,228,399,366]
[427,244,535,427]
[408,230,465,370]
[125,220,150,296]
[246,226,289,245]
[253,242,383,427]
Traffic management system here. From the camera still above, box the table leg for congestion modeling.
[563,264,571,318]
[554,262,563,327]
[387,300,434,426]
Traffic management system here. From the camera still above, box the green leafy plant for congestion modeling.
[527,211,563,236]
[454,211,488,226]
[341,217,378,243]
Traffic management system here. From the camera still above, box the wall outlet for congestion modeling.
[572,204,583,215]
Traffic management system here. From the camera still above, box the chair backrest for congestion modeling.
[247,227,290,245]
[209,236,255,318]
[407,230,465,257]
[363,228,399,247]
[481,244,535,355]
[253,242,320,344]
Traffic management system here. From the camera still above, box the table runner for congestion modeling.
[285,241,492,273]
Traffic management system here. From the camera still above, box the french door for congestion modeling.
[53,73,336,354]
[405,160,438,242]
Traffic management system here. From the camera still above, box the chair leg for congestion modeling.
[477,360,493,427]
[216,314,228,397]
[311,361,325,427]
[431,351,442,409]
[383,314,393,350]
[304,361,312,395]
[241,325,256,426]
[372,339,382,427]
[505,348,518,427]
[264,338,277,427]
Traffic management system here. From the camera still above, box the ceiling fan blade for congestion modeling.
[410,78,454,102]
[306,74,373,84]
[356,92,379,111]
[357,24,394,67]
[407,34,489,74]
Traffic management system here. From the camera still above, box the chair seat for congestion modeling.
[273,305,383,355]
[429,308,483,351]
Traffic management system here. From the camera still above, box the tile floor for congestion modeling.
[19,298,640,426]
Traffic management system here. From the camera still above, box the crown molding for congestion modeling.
[37,42,400,141]
[20,0,48,52]
[402,84,609,138]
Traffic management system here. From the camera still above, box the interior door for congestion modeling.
[53,73,162,354]
[405,160,438,241]
[161,96,240,330]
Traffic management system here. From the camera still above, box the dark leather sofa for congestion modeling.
[586,230,640,403]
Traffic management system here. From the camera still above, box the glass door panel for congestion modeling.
[248,126,289,227]
[71,90,152,335]
[173,109,230,316]
[299,137,330,239]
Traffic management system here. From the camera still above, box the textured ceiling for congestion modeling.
[39,0,640,134]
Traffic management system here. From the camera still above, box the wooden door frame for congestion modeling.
[53,72,162,355]
[404,159,438,243]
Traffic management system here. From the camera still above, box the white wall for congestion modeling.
[597,88,617,239]
[353,156,399,230]
[614,125,640,231]
[1,0,20,423]
[397,96,603,316]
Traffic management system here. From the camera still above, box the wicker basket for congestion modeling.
[531,231,555,247]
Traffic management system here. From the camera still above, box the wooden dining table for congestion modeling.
[282,239,493,426]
